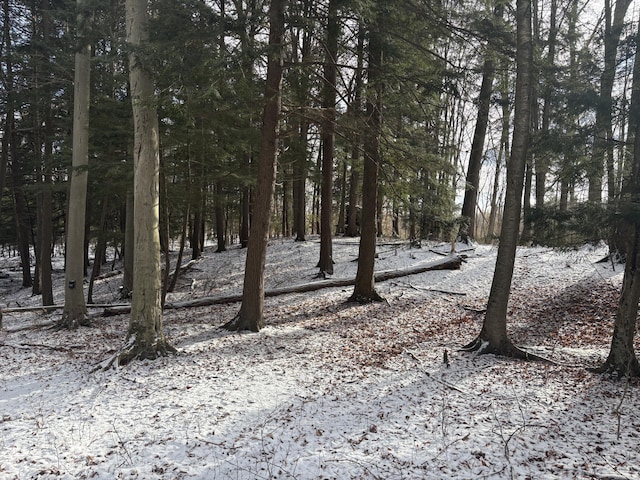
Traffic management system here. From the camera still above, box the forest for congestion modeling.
[1,0,640,477]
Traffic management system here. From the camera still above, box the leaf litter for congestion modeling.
[1,238,639,479]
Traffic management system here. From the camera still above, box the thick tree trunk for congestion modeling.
[223,0,286,332]
[463,0,537,359]
[351,7,383,303]
[60,0,91,328]
[119,0,174,364]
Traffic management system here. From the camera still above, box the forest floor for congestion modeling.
[1,237,639,479]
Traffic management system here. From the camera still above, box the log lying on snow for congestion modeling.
[101,254,462,316]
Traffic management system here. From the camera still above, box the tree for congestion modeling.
[463,0,537,358]
[350,3,384,303]
[118,0,174,364]
[593,16,640,377]
[588,0,632,203]
[460,3,503,240]
[60,0,91,328]
[318,0,339,276]
[223,0,287,332]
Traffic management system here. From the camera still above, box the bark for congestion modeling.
[350,7,383,303]
[318,0,339,276]
[594,19,640,377]
[168,202,189,293]
[463,0,539,359]
[223,0,287,332]
[87,197,109,304]
[460,46,496,239]
[60,0,91,328]
[345,28,365,239]
[119,0,175,364]
[122,190,134,298]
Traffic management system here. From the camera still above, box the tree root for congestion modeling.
[99,340,178,369]
[347,289,385,304]
[221,313,262,332]
[461,336,554,363]
[588,359,640,378]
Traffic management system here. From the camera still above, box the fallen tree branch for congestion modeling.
[102,255,463,316]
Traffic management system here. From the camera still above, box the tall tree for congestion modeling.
[594,16,640,377]
[318,0,339,276]
[463,0,537,358]
[59,0,92,328]
[460,3,502,240]
[588,0,632,203]
[118,0,174,364]
[350,3,383,303]
[223,0,287,332]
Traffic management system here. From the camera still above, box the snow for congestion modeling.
[1,238,639,479]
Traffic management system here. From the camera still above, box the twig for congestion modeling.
[403,349,468,394]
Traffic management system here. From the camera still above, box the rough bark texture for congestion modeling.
[463,0,536,359]
[223,0,286,332]
[119,0,174,364]
[350,8,383,304]
[60,0,91,328]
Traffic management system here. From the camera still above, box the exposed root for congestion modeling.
[105,340,177,369]
[348,289,385,304]
[221,313,262,332]
[460,336,554,363]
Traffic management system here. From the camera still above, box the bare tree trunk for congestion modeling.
[118,0,175,364]
[223,0,287,332]
[588,0,632,203]
[351,6,383,303]
[463,0,539,359]
[345,27,364,239]
[60,0,91,328]
[318,0,338,276]
[122,190,134,297]
[460,39,497,239]
[87,197,109,304]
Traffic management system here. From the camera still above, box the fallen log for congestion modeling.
[102,254,462,316]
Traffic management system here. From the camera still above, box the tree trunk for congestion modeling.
[318,0,338,276]
[463,0,536,359]
[337,160,346,235]
[588,0,632,203]
[594,17,640,377]
[122,190,134,297]
[60,0,91,328]
[119,0,175,364]
[223,0,287,332]
[87,197,109,304]
[215,182,227,252]
[350,6,383,303]
[460,46,496,239]
[345,27,364,239]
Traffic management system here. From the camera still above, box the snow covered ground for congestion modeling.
[1,238,639,479]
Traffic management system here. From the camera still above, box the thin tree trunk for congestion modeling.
[318,0,338,276]
[460,43,497,239]
[223,0,287,332]
[87,197,109,304]
[463,0,538,359]
[351,6,383,303]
